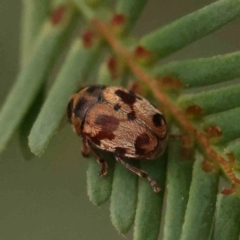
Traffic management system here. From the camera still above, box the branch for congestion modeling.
[92,19,240,185]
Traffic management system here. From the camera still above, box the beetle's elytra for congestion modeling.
[67,85,167,192]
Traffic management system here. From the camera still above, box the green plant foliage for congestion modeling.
[19,1,51,159]
[163,127,193,240]
[110,161,138,234]
[1,0,240,239]
[73,0,95,19]
[139,0,240,60]
[18,85,46,160]
[87,153,115,205]
[20,0,51,66]
[0,8,76,153]
[211,193,240,240]
[116,0,147,31]
[155,52,240,88]
[178,83,240,115]
[28,39,101,156]
[180,153,219,240]
[201,108,240,144]
[224,139,240,165]
[133,155,167,240]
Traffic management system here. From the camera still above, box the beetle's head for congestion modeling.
[67,85,106,135]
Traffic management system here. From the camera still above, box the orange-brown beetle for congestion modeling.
[67,85,167,192]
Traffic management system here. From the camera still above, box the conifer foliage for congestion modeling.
[1,1,240,239]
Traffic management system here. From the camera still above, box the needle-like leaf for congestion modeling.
[0,6,76,153]
[29,39,102,156]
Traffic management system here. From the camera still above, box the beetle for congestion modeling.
[67,85,167,192]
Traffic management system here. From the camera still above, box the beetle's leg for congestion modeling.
[87,142,108,176]
[81,137,90,157]
[115,155,160,193]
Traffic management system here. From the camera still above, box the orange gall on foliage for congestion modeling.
[51,5,66,25]
[110,14,126,36]
[221,186,235,195]
[111,14,126,26]
[185,105,203,118]
[157,76,183,91]
[107,57,118,79]
[226,153,236,168]
[202,158,218,172]
[204,125,222,140]
[82,30,95,48]
[180,133,195,160]
[134,46,153,65]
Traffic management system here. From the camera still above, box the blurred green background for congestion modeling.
[0,1,240,240]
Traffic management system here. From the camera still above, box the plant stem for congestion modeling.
[91,19,240,185]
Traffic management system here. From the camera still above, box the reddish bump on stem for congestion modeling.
[134,46,152,61]
[204,125,222,139]
[107,56,118,79]
[91,19,240,186]
[180,133,195,160]
[158,76,183,90]
[51,5,66,25]
[221,186,235,195]
[110,14,126,26]
[185,105,203,117]
[82,30,95,48]
[227,153,235,167]
[202,158,217,172]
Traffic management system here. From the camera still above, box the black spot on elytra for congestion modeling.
[67,98,74,121]
[152,113,163,127]
[127,111,136,120]
[86,85,105,94]
[134,133,150,155]
[74,97,88,118]
[115,147,126,157]
[115,89,136,105]
[114,104,121,111]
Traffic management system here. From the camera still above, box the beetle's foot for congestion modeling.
[98,159,108,176]
[115,154,161,193]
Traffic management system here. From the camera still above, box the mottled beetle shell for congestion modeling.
[68,85,167,160]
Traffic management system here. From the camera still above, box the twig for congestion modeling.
[92,19,240,184]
